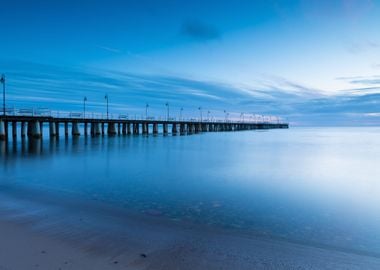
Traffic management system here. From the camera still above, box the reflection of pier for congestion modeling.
[0,115,288,141]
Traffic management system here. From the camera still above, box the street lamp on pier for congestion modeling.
[207,110,210,121]
[1,74,5,116]
[104,94,109,120]
[165,102,169,120]
[180,107,183,121]
[224,110,228,122]
[198,107,202,122]
[83,96,87,120]
[145,103,149,119]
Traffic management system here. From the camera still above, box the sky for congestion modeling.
[0,0,379,125]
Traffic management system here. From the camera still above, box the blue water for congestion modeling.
[1,127,380,255]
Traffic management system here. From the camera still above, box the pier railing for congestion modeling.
[1,107,285,124]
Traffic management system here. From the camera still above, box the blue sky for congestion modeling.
[0,0,379,125]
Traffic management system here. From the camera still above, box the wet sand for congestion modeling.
[1,187,380,270]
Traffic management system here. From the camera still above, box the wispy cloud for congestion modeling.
[1,60,379,125]
[346,40,380,54]
[180,20,221,41]
[96,45,122,54]
[336,75,380,86]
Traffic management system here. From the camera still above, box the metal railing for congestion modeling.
[1,107,286,124]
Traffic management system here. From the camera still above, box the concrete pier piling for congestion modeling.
[84,122,88,136]
[0,120,5,140]
[172,123,177,135]
[101,123,105,136]
[55,122,60,137]
[107,122,117,136]
[12,122,17,139]
[95,123,101,136]
[21,122,26,138]
[122,123,127,135]
[91,122,99,136]
[180,123,185,134]
[142,123,148,135]
[39,122,44,137]
[31,121,42,139]
[64,122,69,137]
[153,123,158,135]
[163,123,168,135]
[72,122,80,136]
[49,122,57,137]
[133,123,140,135]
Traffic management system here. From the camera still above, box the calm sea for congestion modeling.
[1,127,380,255]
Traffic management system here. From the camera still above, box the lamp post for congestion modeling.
[224,110,228,122]
[104,94,109,120]
[207,110,210,121]
[241,113,245,123]
[165,102,169,121]
[1,74,5,116]
[83,96,87,120]
[198,107,202,122]
[180,107,183,121]
[145,103,149,119]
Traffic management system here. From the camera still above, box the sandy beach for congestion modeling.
[1,186,380,270]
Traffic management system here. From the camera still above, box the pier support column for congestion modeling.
[101,123,105,136]
[107,122,117,136]
[39,122,44,138]
[180,123,185,134]
[64,122,69,137]
[163,123,168,135]
[12,121,17,139]
[142,123,148,135]
[21,122,26,138]
[94,123,101,136]
[84,122,88,136]
[31,121,42,139]
[127,123,131,135]
[72,122,80,136]
[55,122,60,137]
[117,123,121,135]
[187,123,192,134]
[27,122,33,138]
[49,122,57,137]
[91,122,99,136]
[172,123,178,135]
[122,123,127,135]
[0,120,5,140]
[133,123,140,135]
[153,123,158,135]
[90,122,95,136]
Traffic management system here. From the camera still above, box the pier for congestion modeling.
[0,113,288,141]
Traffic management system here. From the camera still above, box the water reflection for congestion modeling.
[1,128,380,255]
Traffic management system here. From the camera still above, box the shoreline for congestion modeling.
[1,186,380,269]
